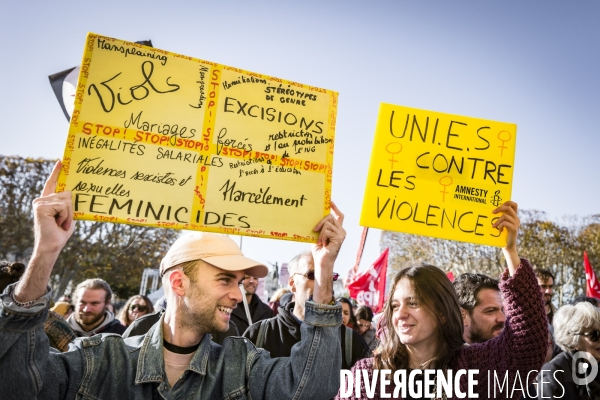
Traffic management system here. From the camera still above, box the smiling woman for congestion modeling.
[384,264,464,371]
[337,201,549,400]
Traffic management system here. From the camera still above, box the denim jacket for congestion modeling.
[0,284,342,400]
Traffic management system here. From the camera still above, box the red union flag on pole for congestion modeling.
[584,251,600,299]
[347,248,389,313]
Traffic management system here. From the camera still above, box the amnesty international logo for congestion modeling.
[490,190,502,207]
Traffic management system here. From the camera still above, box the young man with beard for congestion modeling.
[67,278,125,336]
[534,268,557,324]
[0,162,346,399]
[453,272,506,344]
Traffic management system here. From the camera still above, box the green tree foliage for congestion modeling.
[381,210,600,306]
[0,156,179,299]
[0,156,51,260]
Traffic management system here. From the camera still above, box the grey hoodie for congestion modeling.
[67,310,125,337]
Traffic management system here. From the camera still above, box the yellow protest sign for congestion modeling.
[360,104,517,247]
[57,33,337,242]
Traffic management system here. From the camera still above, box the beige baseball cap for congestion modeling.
[160,232,268,278]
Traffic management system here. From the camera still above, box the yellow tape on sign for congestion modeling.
[57,33,337,243]
[360,104,517,247]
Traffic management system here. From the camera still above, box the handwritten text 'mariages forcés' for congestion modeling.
[79,108,203,149]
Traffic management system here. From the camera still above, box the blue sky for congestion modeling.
[1,1,599,278]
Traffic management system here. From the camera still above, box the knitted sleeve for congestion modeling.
[455,258,549,399]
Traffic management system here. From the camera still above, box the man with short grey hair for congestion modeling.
[67,278,125,337]
[244,250,370,369]
[0,163,346,399]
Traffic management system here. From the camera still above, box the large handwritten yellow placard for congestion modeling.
[57,33,337,242]
[360,104,516,247]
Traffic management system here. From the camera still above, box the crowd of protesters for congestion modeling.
[1,163,599,399]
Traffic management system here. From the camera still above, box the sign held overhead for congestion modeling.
[58,33,338,243]
[361,104,516,247]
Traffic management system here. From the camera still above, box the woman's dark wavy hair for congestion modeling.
[336,297,358,328]
[374,263,464,370]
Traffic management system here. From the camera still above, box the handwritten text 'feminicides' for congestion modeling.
[339,369,567,398]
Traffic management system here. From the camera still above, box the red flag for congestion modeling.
[347,248,388,313]
[584,251,600,299]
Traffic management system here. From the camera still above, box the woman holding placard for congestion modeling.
[336,201,548,400]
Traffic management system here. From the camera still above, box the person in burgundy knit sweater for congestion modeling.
[337,201,548,400]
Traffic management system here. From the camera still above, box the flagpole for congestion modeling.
[345,227,369,288]
[240,283,253,325]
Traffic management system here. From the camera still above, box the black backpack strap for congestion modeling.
[256,319,269,348]
[344,326,353,369]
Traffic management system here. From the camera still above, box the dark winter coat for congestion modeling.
[243,301,370,369]
[534,351,600,400]
[230,293,273,334]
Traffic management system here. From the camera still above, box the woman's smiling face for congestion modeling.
[391,278,440,351]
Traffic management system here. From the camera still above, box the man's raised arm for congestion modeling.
[13,161,74,303]
[311,201,345,304]
[248,202,347,400]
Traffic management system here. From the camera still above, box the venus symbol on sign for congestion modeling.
[439,176,452,202]
[385,142,402,170]
[497,130,511,157]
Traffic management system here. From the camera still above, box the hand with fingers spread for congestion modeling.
[492,200,521,275]
[14,161,75,303]
[310,201,346,304]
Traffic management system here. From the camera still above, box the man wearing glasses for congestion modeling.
[244,250,370,369]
